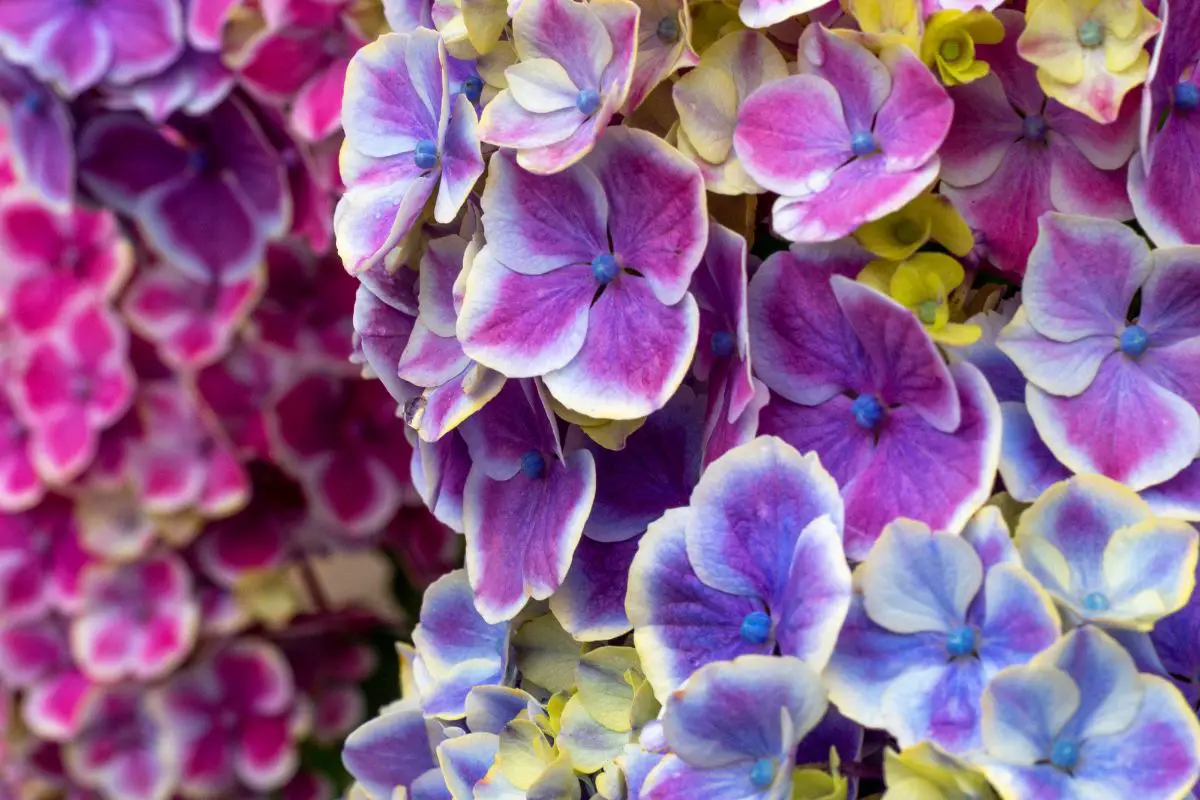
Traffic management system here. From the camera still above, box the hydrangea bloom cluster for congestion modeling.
[0,2,462,798]
[334,0,1200,797]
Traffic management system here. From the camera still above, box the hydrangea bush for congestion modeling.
[331,0,1200,798]
[0,2,461,798]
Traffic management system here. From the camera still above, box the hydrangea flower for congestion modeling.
[627,437,851,699]
[939,11,1138,276]
[121,263,263,370]
[458,128,706,420]
[69,550,200,683]
[734,25,953,242]
[673,31,787,196]
[0,62,73,209]
[978,626,1200,800]
[238,0,369,141]
[0,0,183,96]
[0,614,97,741]
[0,497,91,621]
[0,377,41,512]
[457,380,596,621]
[1014,474,1198,631]
[639,654,828,798]
[824,509,1060,754]
[160,639,303,795]
[750,242,1001,558]
[9,301,135,484]
[1017,0,1160,123]
[1129,0,1200,245]
[63,687,178,800]
[341,700,449,799]
[919,9,1006,86]
[254,242,358,369]
[626,0,697,112]
[476,0,639,173]
[996,213,1200,490]
[78,99,289,284]
[857,253,982,346]
[268,374,413,536]
[0,197,132,336]
[335,28,484,273]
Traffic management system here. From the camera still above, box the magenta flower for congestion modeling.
[69,550,200,683]
[477,0,640,174]
[0,197,133,336]
[0,62,73,209]
[0,0,183,96]
[63,688,178,800]
[194,480,302,589]
[0,497,91,622]
[939,10,1137,276]
[9,302,135,485]
[269,374,413,536]
[1131,0,1200,245]
[335,28,484,273]
[458,128,706,420]
[254,242,357,368]
[0,380,41,512]
[131,381,250,518]
[734,25,952,242]
[122,263,263,371]
[161,639,302,795]
[750,242,1002,559]
[239,0,369,141]
[78,98,289,284]
[0,615,97,741]
[195,340,282,461]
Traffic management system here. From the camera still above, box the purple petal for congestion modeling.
[549,535,639,641]
[998,401,1073,504]
[464,450,595,622]
[795,25,889,138]
[873,47,952,173]
[343,704,437,799]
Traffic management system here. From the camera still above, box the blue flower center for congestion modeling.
[851,394,885,430]
[1119,324,1150,357]
[710,330,735,358]
[749,758,775,788]
[591,253,620,284]
[1083,591,1109,612]
[1077,19,1104,47]
[20,91,43,114]
[656,15,680,43]
[520,450,546,480]
[850,130,877,157]
[1023,114,1049,141]
[188,149,209,173]
[1050,739,1079,771]
[576,88,601,116]
[945,626,977,657]
[1176,80,1200,111]
[739,610,772,644]
[414,139,439,170]
[461,75,484,104]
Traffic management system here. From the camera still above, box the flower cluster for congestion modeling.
[334,0,1200,798]
[0,2,461,798]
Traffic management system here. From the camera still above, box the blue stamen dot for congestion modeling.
[739,610,772,645]
[749,758,775,788]
[1077,19,1104,47]
[1175,81,1200,110]
[1050,739,1079,771]
[1083,591,1109,612]
[20,91,43,114]
[1023,114,1049,141]
[710,330,735,358]
[946,626,977,657]
[461,75,484,104]
[851,394,885,430]
[520,450,546,479]
[591,253,620,284]
[1119,324,1150,357]
[850,130,877,157]
[576,88,601,116]
[413,139,439,170]
[656,15,680,43]
[188,150,208,173]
